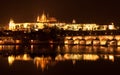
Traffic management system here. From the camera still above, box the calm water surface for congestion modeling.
[0,44,120,75]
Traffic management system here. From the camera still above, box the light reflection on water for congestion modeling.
[0,45,120,74]
[7,53,117,71]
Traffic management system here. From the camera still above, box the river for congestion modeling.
[0,44,120,75]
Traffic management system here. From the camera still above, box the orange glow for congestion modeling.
[23,23,28,28]
[72,60,76,65]
[64,40,68,44]
[72,19,76,23]
[9,19,15,30]
[74,40,79,44]
[34,56,52,71]
[86,40,92,45]
[31,45,34,51]
[67,40,74,44]
[117,47,120,52]
[0,40,3,44]
[115,36,120,40]
[83,54,99,61]
[8,56,15,65]
[15,54,32,61]
[73,36,79,40]
[108,24,115,30]
[36,23,44,29]
[109,55,114,62]
[93,40,100,45]
[55,54,64,61]
[84,36,91,40]
[37,16,40,22]
[49,40,53,44]
[15,45,19,50]
[79,40,86,45]
[0,45,2,50]
[31,40,34,43]
[103,55,108,60]
[65,36,72,40]
[23,54,28,60]
[16,40,20,43]
[117,41,120,46]
[100,46,107,51]
[100,40,107,45]
[106,36,114,40]
[64,45,69,52]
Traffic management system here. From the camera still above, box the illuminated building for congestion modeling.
[8,12,117,31]
[8,12,58,31]
[6,12,120,46]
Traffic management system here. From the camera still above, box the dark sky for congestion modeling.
[0,0,120,25]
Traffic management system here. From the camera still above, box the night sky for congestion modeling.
[0,0,120,25]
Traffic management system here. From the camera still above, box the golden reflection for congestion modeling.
[72,60,76,65]
[34,56,52,71]
[8,56,15,65]
[15,54,32,61]
[55,54,115,62]
[8,54,32,65]
[7,53,116,69]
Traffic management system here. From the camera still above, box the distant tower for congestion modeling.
[40,11,47,22]
[37,15,40,22]
[72,19,76,23]
[9,18,15,30]
[111,22,114,25]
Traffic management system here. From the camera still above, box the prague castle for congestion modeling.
[8,12,117,31]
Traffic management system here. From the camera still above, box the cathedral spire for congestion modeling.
[36,11,48,22]
[40,11,47,22]
[37,15,40,22]
[9,18,15,30]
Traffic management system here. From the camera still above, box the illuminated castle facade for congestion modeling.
[9,12,117,31]
[9,12,58,31]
